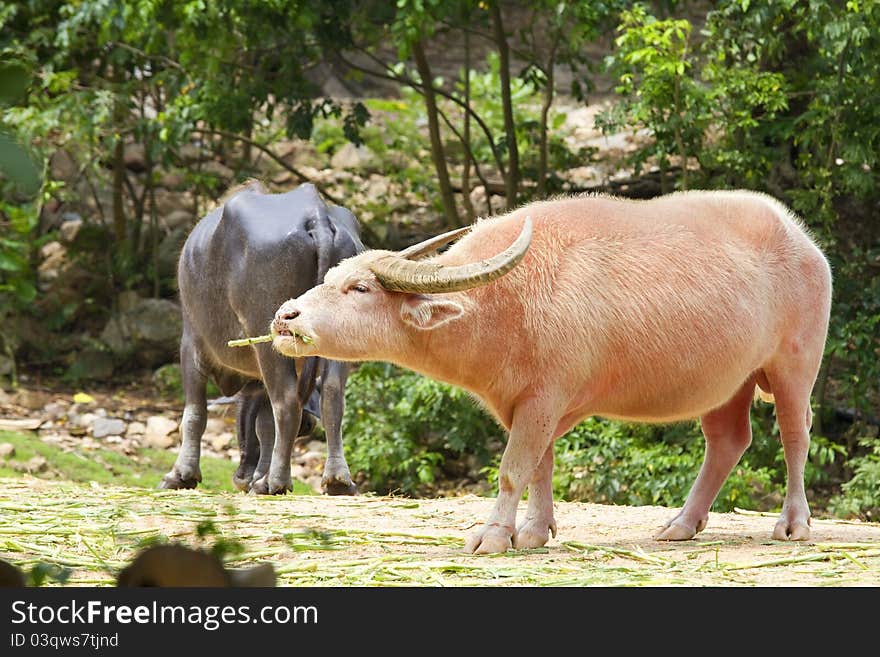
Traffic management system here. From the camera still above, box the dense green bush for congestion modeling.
[342,362,501,495]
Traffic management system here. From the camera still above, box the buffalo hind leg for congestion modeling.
[466,395,558,554]
[657,376,755,540]
[513,442,557,549]
[765,376,814,540]
[249,391,277,494]
[159,335,206,489]
[319,360,357,495]
[232,383,264,492]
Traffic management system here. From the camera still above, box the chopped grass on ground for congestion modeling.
[0,430,314,494]
[1,476,878,587]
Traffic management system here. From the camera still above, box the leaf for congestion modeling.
[0,62,30,105]
[0,132,41,195]
[73,392,96,404]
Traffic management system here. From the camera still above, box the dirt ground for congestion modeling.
[2,476,878,587]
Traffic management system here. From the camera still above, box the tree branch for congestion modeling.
[192,128,342,204]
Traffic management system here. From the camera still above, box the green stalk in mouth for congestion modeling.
[227,332,313,348]
[228,335,272,347]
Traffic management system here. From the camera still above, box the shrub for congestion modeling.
[342,362,501,495]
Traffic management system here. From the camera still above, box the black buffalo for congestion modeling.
[159,181,361,495]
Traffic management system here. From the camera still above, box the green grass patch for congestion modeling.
[0,430,313,495]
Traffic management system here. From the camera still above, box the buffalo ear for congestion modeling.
[400,294,464,330]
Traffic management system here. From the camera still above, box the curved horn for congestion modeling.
[369,216,533,294]
[398,225,472,260]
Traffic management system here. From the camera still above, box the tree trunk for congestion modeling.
[537,44,557,199]
[111,69,128,244]
[490,1,519,208]
[460,28,476,224]
[112,136,126,244]
[412,38,460,228]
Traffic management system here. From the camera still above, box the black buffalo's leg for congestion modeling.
[232,382,263,492]
[320,359,357,495]
[251,353,303,495]
[248,390,276,494]
[159,329,206,489]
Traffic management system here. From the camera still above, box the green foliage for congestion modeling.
[342,362,502,495]
[829,438,880,521]
[547,418,780,511]
[599,3,788,189]
[0,429,280,493]
[28,562,72,587]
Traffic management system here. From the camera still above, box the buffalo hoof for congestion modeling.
[772,511,811,541]
[232,465,256,493]
[158,467,201,490]
[232,474,252,493]
[655,513,706,541]
[465,523,513,555]
[513,517,557,549]
[250,474,291,495]
[322,476,358,496]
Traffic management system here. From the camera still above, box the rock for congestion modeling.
[330,143,376,171]
[160,171,186,190]
[210,432,234,452]
[25,456,48,473]
[0,418,42,431]
[203,160,234,180]
[74,412,99,429]
[100,298,182,367]
[0,353,14,380]
[305,439,326,454]
[92,417,126,439]
[59,214,83,243]
[49,149,78,181]
[145,433,176,450]
[179,143,206,163]
[364,175,389,202]
[155,190,194,217]
[296,451,325,470]
[127,300,181,344]
[37,241,67,284]
[124,143,146,172]
[0,443,15,459]
[144,415,178,449]
[66,348,114,381]
[126,421,146,437]
[565,166,604,187]
[42,402,67,421]
[157,227,188,282]
[469,185,489,216]
[162,209,193,231]
[117,290,142,313]
[14,389,51,411]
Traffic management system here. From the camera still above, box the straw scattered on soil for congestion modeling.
[2,477,878,587]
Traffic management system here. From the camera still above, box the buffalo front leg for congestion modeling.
[514,442,557,549]
[252,355,302,495]
[319,360,357,495]
[466,396,558,554]
[159,335,206,489]
[657,376,755,540]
